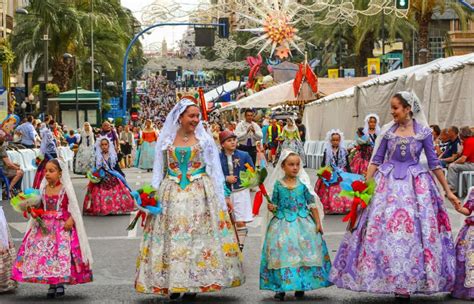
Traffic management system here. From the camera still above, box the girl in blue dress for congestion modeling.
[260,149,332,301]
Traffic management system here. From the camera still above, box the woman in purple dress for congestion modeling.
[330,91,461,299]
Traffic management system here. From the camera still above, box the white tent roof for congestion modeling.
[220,80,294,110]
[204,81,245,103]
[219,77,372,111]
[307,53,474,106]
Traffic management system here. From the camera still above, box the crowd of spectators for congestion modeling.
[138,75,177,129]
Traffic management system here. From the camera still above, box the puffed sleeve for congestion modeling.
[422,132,442,170]
[371,136,388,166]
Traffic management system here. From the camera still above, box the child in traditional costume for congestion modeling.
[256,141,267,169]
[278,118,305,166]
[12,159,93,298]
[314,129,352,214]
[330,92,459,299]
[219,130,254,250]
[452,187,474,300]
[74,122,95,175]
[260,150,331,301]
[135,99,244,299]
[33,123,58,188]
[350,114,380,175]
[0,203,16,293]
[83,137,134,216]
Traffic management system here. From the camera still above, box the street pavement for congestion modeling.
[0,167,468,303]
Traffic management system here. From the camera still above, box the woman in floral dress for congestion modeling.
[74,122,95,175]
[83,137,134,216]
[330,91,460,299]
[135,98,244,300]
[12,159,93,298]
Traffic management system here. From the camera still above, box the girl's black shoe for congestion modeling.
[274,292,285,301]
[47,286,56,299]
[295,291,305,298]
[182,293,197,300]
[56,285,65,296]
[169,293,181,300]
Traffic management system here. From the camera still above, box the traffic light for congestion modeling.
[218,17,229,39]
[395,0,409,10]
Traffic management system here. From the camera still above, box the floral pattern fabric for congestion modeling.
[260,180,332,292]
[452,199,474,300]
[83,169,135,216]
[330,128,456,294]
[350,145,374,175]
[74,138,95,174]
[315,178,352,214]
[135,145,244,295]
[0,207,16,292]
[12,194,93,285]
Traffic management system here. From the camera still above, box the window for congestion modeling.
[429,36,445,59]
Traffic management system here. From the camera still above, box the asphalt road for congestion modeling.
[0,168,468,303]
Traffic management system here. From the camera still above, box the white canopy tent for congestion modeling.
[204,81,245,103]
[219,77,371,111]
[303,53,474,141]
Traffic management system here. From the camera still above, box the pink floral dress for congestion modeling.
[12,191,93,284]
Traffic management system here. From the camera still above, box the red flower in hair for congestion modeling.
[352,180,368,193]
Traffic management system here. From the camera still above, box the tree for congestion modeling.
[309,0,414,76]
[409,0,473,64]
[11,0,144,91]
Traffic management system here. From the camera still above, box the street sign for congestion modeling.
[130,112,139,121]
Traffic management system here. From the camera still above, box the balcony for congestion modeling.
[445,31,474,56]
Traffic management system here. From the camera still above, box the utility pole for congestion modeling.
[90,0,95,91]
[381,11,385,74]
[42,26,49,115]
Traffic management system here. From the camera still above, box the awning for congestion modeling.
[204,81,245,103]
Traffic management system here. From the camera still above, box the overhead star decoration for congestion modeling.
[237,0,303,59]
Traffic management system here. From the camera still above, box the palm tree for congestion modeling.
[410,0,473,64]
[309,0,414,76]
[11,0,144,91]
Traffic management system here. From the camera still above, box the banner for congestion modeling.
[328,69,339,79]
[367,58,380,75]
[0,87,8,122]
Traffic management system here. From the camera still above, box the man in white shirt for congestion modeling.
[234,109,262,163]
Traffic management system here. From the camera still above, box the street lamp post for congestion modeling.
[63,53,79,128]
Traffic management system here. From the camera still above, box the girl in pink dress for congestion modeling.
[314,129,353,214]
[12,159,93,298]
[83,137,135,215]
[350,114,380,175]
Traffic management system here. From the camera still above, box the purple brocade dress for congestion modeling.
[452,196,474,300]
[330,121,456,295]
